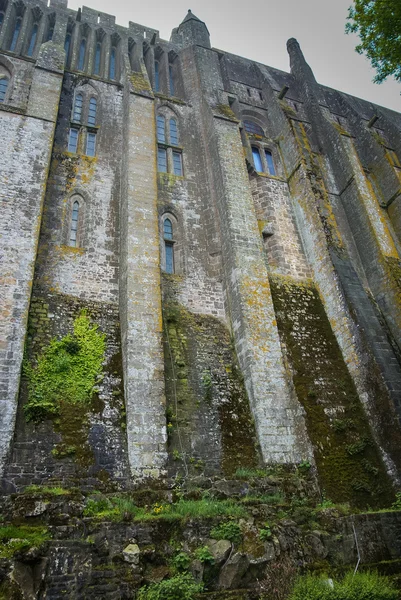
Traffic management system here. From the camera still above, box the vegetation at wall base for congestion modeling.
[289,570,399,600]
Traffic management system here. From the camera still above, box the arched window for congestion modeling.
[244,120,264,136]
[27,23,38,56]
[154,60,160,92]
[72,93,83,122]
[78,38,86,71]
[94,42,101,75]
[69,200,79,247]
[0,76,9,102]
[164,218,174,274]
[157,115,165,143]
[252,147,263,172]
[169,118,178,145]
[109,46,116,80]
[88,97,97,126]
[0,12,4,29]
[9,17,22,52]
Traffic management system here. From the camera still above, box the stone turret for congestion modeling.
[177,9,211,49]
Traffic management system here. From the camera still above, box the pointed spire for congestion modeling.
[177,9,210,48]
[181,9,203,25]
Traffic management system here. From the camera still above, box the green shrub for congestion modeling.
[194,546,215,564]
[289,571,398,600]
[137,573,202,600]
[391,491,401,510]
[24,312,106,422]
[259,524,272,541]
[210,521,242,545]
[172,552,191,571]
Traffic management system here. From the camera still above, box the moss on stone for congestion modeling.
[163,302,259,477]
[269,274,395,509]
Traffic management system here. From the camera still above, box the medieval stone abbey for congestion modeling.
[1,1,401,596]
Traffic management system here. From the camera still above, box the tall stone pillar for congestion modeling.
[0,42,64,475]
[120,71,167,478]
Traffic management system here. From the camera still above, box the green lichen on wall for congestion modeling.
[23,311,106,465]
[163,302,259,477]
[24,311,106,422]
[269,274,395,509]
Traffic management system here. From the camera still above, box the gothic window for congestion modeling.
[163,218,174,274]
[158,147,167,172]
[9,17,21,52]
[69,200,79,246]
[154,60,160,92]
[68,128,79,153]
[27,22,38,56]
[88,97,97,126]
[0,75,9,102]
[169,118,178,145]
[72,93,83,122]
[86,132,96,157]
[156,111,183,176]
[244,120,264,136]
[94,42,101,75]
[172,151,182,176]
[169,64,174,96]
[157,115,165,143]
[252,147,263,172]
[109,46,116,79]
[78,38,86,71]
[264,149,276,175]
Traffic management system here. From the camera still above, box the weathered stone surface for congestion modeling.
[123,543,140,565]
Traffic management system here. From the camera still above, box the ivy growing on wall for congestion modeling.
[24,311,106,422]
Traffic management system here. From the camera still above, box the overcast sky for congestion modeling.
[68,0,400,112]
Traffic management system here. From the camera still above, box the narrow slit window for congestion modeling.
[157,147,167,172]
[109,46,116,79]
[68,128,79,153]
[0,13,4,28]
[172,151,182,176]
[94,42,101,75]
[64,33,71,65]
[165,242,174,274]
[264,149,276,175]
[27,23,38,56]
[88,97,97,126]
[46,23,54,41]
[157,115,165,143]
[252,147,263,172]
[154,60,159,92]
[69,201,79,246]
[86,132,96,156]
[78,38,86,70]
[73,93,83,122]
[169,118,178,145]
[164,218,174,274]
[169,64,174,96]
[9,17,22,52]
[0,77,9,102]
[164,218,173,240]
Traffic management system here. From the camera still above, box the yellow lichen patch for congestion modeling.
[56,244,85,257]
[215,104,239,122]
[130,72,152,94]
